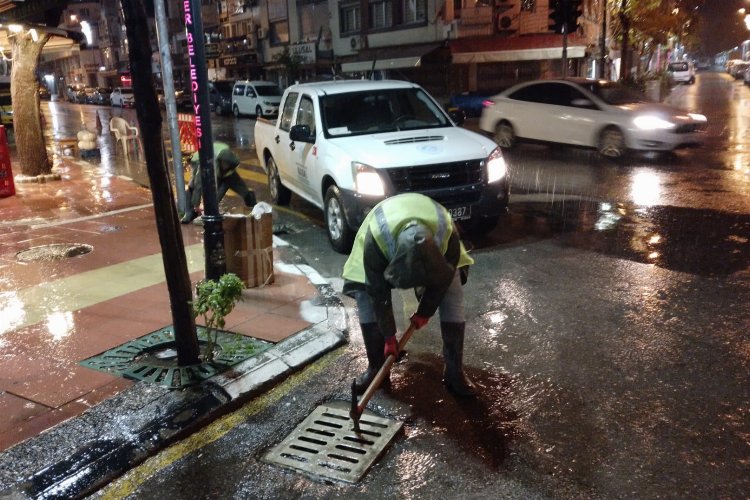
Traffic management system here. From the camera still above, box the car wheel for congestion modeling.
[255,105,263,118]
[324,185,354,254]
[461,216,499,236]
[597,126,626,159]
[233,105,240,118]
[266,156,291,206]
[494,121,516,149]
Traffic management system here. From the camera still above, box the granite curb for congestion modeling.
[0,241,349,500]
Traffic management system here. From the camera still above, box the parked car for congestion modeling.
[110,87,135,107]
[38,86,51,100]
[449,91,495,117]
[231,80,283,118]
[729,61,750,79]
[82,87,97,104]
[667,61,695,85]
[0,93,12,126]
[92,87,112,105]
[479,78,708,159]
[174,89,192,110]
[209,80,234,115]
[65,84,86,103]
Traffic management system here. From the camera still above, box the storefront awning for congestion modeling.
[450,34,588,64]
[340,42,446,73]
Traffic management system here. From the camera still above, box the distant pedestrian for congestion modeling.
[181,142,256,224]
[342,193,477,397]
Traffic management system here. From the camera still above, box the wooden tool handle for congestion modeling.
[356,323,416,414]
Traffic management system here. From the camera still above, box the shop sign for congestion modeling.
[291,42,316,64]
[222,57,237,67]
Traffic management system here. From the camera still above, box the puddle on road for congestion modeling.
[475,201,750,276]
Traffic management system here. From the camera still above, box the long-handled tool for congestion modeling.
[350,323,416,431]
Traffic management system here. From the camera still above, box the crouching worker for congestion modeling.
[342,193,476,397]
[181,142,257,224]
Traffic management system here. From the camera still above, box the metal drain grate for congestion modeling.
[263,400,402,483]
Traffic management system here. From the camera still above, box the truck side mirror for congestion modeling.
[290,124,315,143]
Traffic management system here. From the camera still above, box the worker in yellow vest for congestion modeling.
[342,193,476,397]
[181,142,256,224]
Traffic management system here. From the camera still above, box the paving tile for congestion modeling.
[0,392,51,434]
[230,312,312,343]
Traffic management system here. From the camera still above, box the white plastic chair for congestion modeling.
[109,116,139,159]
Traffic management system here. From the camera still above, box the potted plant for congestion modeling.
[192,273,245,362]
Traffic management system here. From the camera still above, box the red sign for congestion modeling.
[177,113,198,153]
[0,126,15,197]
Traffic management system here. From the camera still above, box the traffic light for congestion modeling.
[548,0,566,34]
[566,0,582,34]
[548,0,582,35]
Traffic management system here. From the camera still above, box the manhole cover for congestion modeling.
[263,400,402,483]
[16,243,93,262]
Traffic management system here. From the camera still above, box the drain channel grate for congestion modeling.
[263,400,402,483]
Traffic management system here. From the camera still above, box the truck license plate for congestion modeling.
[448,206,470,220]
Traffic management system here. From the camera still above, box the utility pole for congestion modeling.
[562,0,569,78]
[183,0,226,281]
[598,0,607,78]
[154,0,185,214]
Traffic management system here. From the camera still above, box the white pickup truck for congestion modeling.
[254,79,510,252]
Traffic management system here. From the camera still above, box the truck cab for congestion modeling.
[255,80,509,252]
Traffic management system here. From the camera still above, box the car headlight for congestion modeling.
[485,147,507,183]
[633,115,676,130]
[687,113,707,122]
[263,100,273,105]
[352,162,385,196]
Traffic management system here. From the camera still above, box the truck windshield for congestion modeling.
[321,88,450,137]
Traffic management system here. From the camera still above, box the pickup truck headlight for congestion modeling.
[486,147,507,183]
[352,162,385,196]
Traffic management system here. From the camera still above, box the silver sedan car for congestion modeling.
[479,78,708,158]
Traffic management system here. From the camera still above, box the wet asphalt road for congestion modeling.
[43,73,749,498]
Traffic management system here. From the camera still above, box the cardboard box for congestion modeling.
[224,213,274,288]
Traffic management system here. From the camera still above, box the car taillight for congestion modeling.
[482,99,494,107]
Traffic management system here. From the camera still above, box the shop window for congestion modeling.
[402,0,426,23]
[270,20,289,45]
[340,3,361,34]
[369,0,393,29]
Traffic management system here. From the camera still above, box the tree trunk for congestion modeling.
[619,0,630,81]
[11,31,51,177]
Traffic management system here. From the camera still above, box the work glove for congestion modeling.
[384,335,399,358]
[409,313,430,330]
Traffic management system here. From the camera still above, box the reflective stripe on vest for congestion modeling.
[371,196,451,259]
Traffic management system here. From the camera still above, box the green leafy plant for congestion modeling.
[192,273,245,362]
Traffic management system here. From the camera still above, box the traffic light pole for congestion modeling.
[561,0,568,78]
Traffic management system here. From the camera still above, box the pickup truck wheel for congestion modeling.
[267,157,291,206]
[461,216,499,236]
[233,105,240,118]
[324,185,354,254]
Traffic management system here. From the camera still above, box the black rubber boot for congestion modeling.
[353,323,387,395]
[244,191,257,207]
[441,322,477,398]
[181,208,199,224]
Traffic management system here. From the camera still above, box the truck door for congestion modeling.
[274,92,303,192]
[290,94,319,201]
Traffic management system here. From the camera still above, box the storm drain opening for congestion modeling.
[263,400,402,483]
[16,243,93,262]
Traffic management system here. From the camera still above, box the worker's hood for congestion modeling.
[383,221,455,289]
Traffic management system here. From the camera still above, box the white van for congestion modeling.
[231,80,283,118]
[667,61,695,85]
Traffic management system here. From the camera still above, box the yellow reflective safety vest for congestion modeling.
[342,193,474,284]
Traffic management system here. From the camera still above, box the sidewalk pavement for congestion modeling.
[0,152,348,498]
